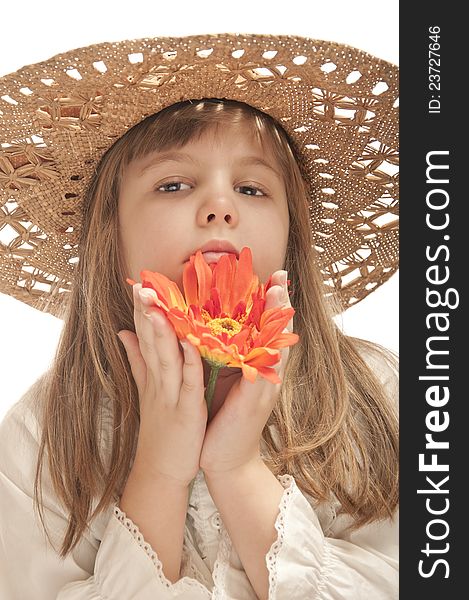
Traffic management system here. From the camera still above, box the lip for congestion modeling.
[201,251,237,264]
[185,239,239,262]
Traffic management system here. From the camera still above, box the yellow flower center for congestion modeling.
[208,317,242,338]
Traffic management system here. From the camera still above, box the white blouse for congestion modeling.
[0,348,398,599]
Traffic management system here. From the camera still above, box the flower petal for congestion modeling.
[260,306,295,329]
[244,291,265,329]
[257,307,295,346]
[227,247,258,311]
[141,270,187,311]
[165,308,198,338]
[229,326,252,353]
[232,299,248,321]
[241,361,258,383]
[205,286,222,319]
[212,253,236,313]
[255,366,282,385]
[268,332,300,349]
[186,332,233,367]
[193,251,213,303]
[183,259,199,307]
[244,345,280,368]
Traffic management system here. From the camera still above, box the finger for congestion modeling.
[235,365,283,415]
[270,269,287,288]
[132,283,146,349]
[277,346,289,379]
[264,272,294,334]
[268,271,291,303]
[141,313,184,403]
[134,285,184,403]
[178,340,205,410]
[265,272,291,309]
[129,283,163,393]
[272,270,293,333]
[117,329,147,398]
[264,284,285,310]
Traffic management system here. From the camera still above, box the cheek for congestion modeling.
[254,254,286,284]
[252,239,288,283]
[119,207,168,276]
[243,207,289,281]
[264,208,289,251]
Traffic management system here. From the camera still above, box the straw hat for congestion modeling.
[0,33,398,318]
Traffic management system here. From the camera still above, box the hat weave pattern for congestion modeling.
[0,33,398,318]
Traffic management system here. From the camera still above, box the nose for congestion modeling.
[196,182,239,227]
[206,210,233,224]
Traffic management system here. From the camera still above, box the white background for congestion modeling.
[0,0,399,420]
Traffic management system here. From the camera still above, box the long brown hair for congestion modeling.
[33,99,399,557]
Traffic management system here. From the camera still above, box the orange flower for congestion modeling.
[127,247,299,385]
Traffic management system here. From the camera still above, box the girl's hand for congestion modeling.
[199,270,293,477]
[117,283,207,488]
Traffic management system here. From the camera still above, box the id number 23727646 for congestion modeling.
[428,25,441,114]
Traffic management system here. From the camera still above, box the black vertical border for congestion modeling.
[400,3,464,597]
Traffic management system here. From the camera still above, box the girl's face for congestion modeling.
[118,122,290,291]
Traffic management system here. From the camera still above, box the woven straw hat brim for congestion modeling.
[0,33,398,318]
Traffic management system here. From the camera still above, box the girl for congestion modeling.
[0,34,399,599]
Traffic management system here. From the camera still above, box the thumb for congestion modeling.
[117,330,147,397]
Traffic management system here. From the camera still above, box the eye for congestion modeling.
[235,185,266,197]
[155,181,191,193]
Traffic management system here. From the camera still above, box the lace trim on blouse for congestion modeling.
[113,505,211,596]
[266,474,297,598]
[211,523,232,599]
[265,475,337,599]
[114,506,173,588]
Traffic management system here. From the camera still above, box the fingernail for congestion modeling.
[180,340,189,352]
[139,288,155,303]
[280,271,288,286]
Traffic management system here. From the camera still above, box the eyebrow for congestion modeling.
[239,156,282,179]
[139,151,196,174]
[139,151,282,179]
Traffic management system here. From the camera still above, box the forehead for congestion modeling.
[136,124,282,181]
[172,122,277,164]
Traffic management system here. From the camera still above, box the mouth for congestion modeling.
[201,251,237,264]
[185,239,240,263]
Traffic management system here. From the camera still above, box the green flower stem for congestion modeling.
[205,363,222,420]
[187,362,221,507]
